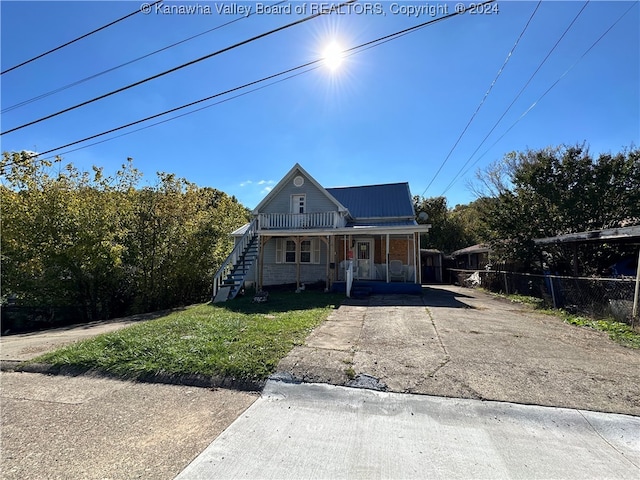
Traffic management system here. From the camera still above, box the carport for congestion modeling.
[533,224,640,319]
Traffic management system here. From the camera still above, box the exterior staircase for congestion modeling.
[212,219,259,302]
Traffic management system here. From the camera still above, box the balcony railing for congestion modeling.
[258,212,343,230]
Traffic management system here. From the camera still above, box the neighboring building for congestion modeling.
[534,225,640,277]
[451,244,492,270]
[213,163,431,301]
[421,249,444,283]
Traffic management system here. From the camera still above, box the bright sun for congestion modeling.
[322,41,344,71]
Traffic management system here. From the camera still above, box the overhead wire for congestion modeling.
[44,67,323,159]
[0,0,357,136]
[3,0,497,168]
[34,59,321,157]
[1,1,288,114]
[420,0,542,197]
[0,1,162,75]
[448,0,638,189]
[439,0,592,196]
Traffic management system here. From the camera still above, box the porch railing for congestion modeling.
[258,211,343,230]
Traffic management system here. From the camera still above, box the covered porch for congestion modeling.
[331,231,423,295]
[253,224,430,295]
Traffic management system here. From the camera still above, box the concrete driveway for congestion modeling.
[277,284,640,415]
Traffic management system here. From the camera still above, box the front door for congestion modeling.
[354,239,374,280]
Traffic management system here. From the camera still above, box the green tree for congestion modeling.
[1,152,249,322]
[1,154,138,319]
[413,196,484,253]
[472,145,640,272]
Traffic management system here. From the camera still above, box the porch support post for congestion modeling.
[258,235,269,291]
[407,234,411,283]
[632,246,640,322]
[386,233,390,283]
[343,235,347,282]
[322,236,330,291]
[413,233,422,285]
[296,235,300,290]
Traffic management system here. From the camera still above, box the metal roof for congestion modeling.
[326,183,415,219]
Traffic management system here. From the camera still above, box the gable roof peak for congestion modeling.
[252,163,347,214]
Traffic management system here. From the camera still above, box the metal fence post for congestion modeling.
[548,275,557,309]
[633,248,640,323]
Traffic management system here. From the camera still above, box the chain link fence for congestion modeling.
[449,269,638,326]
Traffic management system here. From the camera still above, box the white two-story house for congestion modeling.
[212,163,431,301]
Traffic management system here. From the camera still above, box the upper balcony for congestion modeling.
[257,211,345,230]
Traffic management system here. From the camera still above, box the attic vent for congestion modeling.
[293,176,304,187]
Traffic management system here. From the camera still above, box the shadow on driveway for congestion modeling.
[422,285,476,308]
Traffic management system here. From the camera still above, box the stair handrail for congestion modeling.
[212,218,257,300]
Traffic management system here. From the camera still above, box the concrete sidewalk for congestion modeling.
[177,380,640,479]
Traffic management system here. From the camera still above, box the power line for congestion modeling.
[0,0,356,137]
[35,59,321,157]
[449,1,638,188]
[420,0,542,198]
[1,1,288,114]
[439,0,591,196]
[47,67,322,160]
[3,0,497,168]
[0,1,161,76]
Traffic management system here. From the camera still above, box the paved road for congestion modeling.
[2,285,639,479]
[177,380,640,480]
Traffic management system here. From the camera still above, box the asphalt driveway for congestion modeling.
[277,284,640,415]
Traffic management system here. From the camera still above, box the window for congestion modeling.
[300,240,311,263]
[276,238,321,264]
[285,240,296,263]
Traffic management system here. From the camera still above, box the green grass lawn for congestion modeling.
[34,291,344,382]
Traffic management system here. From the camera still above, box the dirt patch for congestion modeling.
[276,285,640,416]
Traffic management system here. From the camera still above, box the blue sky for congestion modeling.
[1,0,638,209]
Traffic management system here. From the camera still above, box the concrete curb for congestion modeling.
[0,359,266,391]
